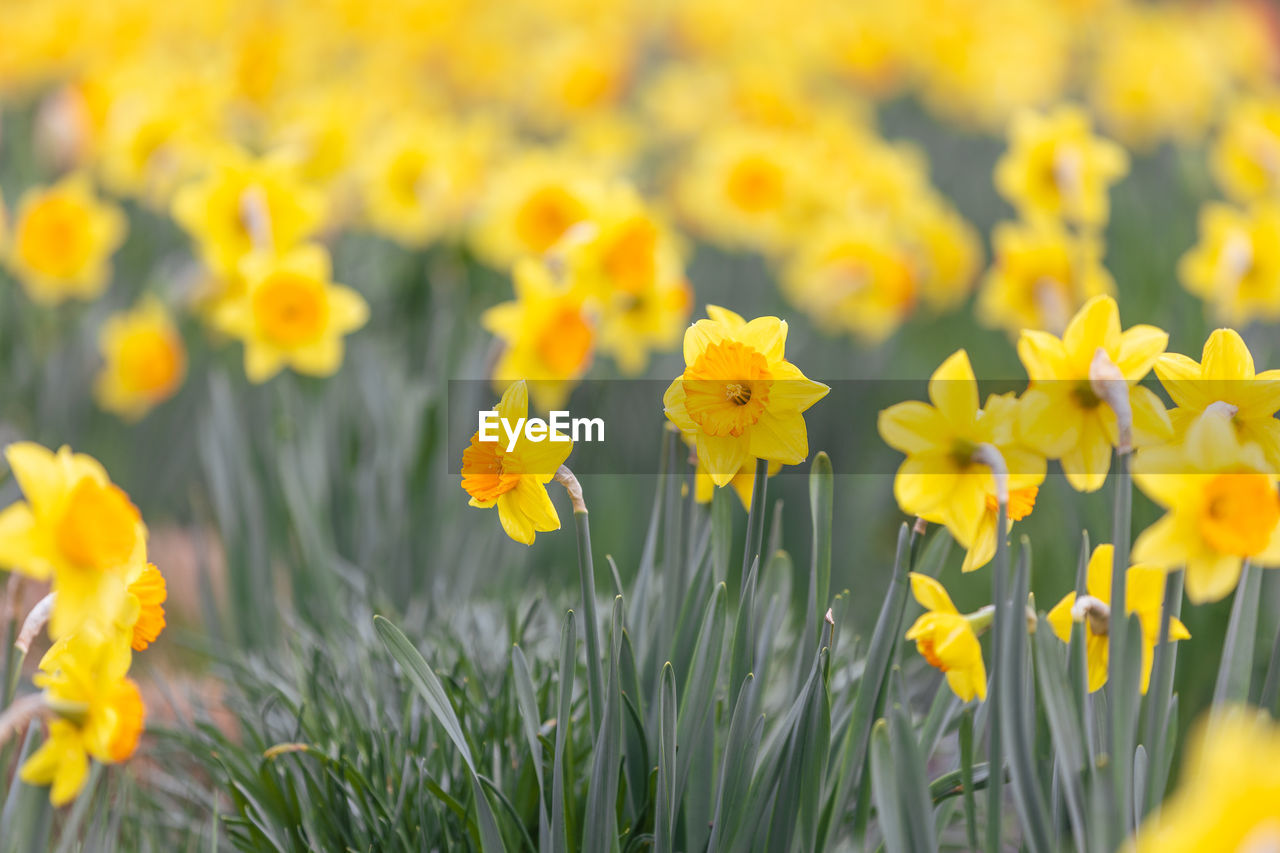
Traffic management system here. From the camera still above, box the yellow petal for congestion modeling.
[1016,388,1082,458]
[878,401,949,454]
[1114,325,1168,380]
[496,491,535,545]
[697,433,749,487]
[1086,632,1109,692]
[1132,513,1194,569]
[766,361,829,413]
[960,512,997,573]
[662,379,698,432]
[496,380,530,423]
[1168,617,1191,641]
[1046,592,1077,642]
[0,503,50,579]
[893,452,955,518]
[908,572,958,614]
[736,316,787,364]
[288,336,344,377]
[704,305,745,329]
[1085,544,1114,601]
[1155,352,1213,411]
[1130,385,1173,446]
[1060,416,1112,493]
[243,343,285,384]
[1184,551,1245,604]
[5,442,64,516]
[928,350,978,430]
[682,318,730,366]
[747,409,808,465]
[1063,295,1120,369]
[512,477,561,531]
[1124,564,1168,616]
[328,285,370,334]
[1200,328,1254,380]
[1017,330,1068,381]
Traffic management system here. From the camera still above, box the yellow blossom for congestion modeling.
[93,297,187,421]
[1155,328,1280,472]
[994,105,1129,227]
[1016,295,1171,492]
[1046,544,1189,693]
[0,443,146,639]
[1179,201,1280,324]
[461,381,572,545]
[693,453,781,510]
[879,352,1046,572]
[20,634,144,806]
[1211,95,1280,202]
[904,573,987,702]
[1133,409,1280,603]
[5,174,126,305]
[977,219,1115,336]
[663,306,829,486]
[212,244,369,384]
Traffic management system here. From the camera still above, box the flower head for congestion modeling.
[1211,95,1280,202]
[1179,201,1280,325]
[1016,295,1171,492]
[995,105,1129,227]
[5,174,126,304]
[1046,544,1189,693]
[879,351,1046,572]
[212,244,369,383]
[94,297,187,421]
[461,381,573,545]
[0,443,146,639]
[1133,409,1280,603]
[904,573,987,702]
[663,306,828,486]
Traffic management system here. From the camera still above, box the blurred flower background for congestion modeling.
[2,0,1280,849]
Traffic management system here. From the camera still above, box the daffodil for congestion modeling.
[663,306,829,486]
[4,174,126,305]
[1046,544,1189,693]
[1211,95,1280,202]
[977,219,1115,336]
[1179,201,1280,325]
[904,573,987,702]
[172,149,326,278]
[995,105,1129,227]
[1133,409,1280,603]
[212,244,369,383]
[694,454,781,510]
[1155,328,1280,472]
[461,381,572,545]
[1127,710,1280,853]
[20,633,144,806]
[1016,295,1172,492]
[0,443,146,639]
[93,297,187,421]
[879,352,1046,572]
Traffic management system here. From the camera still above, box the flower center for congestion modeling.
[252,272,329,348]
[117,328,184,396]
[917,636,947,671]
[986,485,1039,521]
[683,340,772,436]
[16,195,93,278]
[1071,380,1102,409]
[55,479,141,571]
[1199,473,1280,556]
[535,306,594,377]
[515,186,587,254]
[725,155,785,213]
[461,435,519,502]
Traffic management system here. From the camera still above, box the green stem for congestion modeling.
[740,458,769,604]
[557,466,603,736]
[1107,450,1135,844]
[985,500,1007,853]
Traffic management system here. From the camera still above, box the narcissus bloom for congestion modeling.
[172,150,326,278]
[93,297,187,421]
[1155,328,1280,472]
[1128,710,1280,853]
[20,634,144,806]
[212,244,369,383]
[904,573,987,702]
[1016,295,1171,492]
[461,381,572,545]
[5,174,126,305]
[483,258,597,412]
[1211,96,1280,202]
[664,306,829,485]
[1179,201,1280,324]
[1133,409,1280,603]
[0,443,146,638]
[1046,544,1189,693]
[879,352,1046,572]
[995,105,1129,227]
[977,219,1115,336]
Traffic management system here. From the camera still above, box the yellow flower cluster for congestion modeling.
[0,443,166,805]
[881,294,1280,699]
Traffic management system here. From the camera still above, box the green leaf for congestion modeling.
[0,723,52,853]
[551,612,576,853]
[583,597,625,853]
[959,708,980,853]
[572,509,605,735]
[707,675,761,852]
[807,451,834,647]
[869,720,908,853]
[1034,614,1087,848]
[511,644,548,848]
[1214,560,1261,707]
[890,698,938,853]
[654,663,677,853]
[676,583,727,799]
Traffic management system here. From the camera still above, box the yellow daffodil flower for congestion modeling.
[1046,544,1190,693]
[1155,328,1280,472]
[212,244,369,383]
[879,352,1046,572]
[904,573,987,702]
[20,634,144,806]
[93,297,187,421]
[1016,295,1171,492]
[5,174,126,305]
[0,443,146,639]
[995,105,1129,227]
[1128,710,1280,853]
[1179,201,1280,325]
[977,219,1115,336]
[172,149,326,278]
[461,381,572,545]
[1211,95,1280,202]
[483,258,597,412]
[663,306,829,486]
[694,454,781,510]
[1133,409,1280,603]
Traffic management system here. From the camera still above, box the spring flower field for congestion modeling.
[5,0,1280,850]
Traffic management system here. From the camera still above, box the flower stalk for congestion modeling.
[556,465,603,733]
